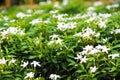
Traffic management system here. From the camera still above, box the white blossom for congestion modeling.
[108,54,119,59]
[75,54,82,60]
[3,16,9,21]
[106,4,119,9]
[16,12,31,19]
[21,61,29,68]
[9,58,16,65]
[25,72,34,79]
[30,18,42,25]
[55,38,63,45]
[80,56,88,63]
[0,57,7,65]
[0,27,25,39]
[95,45,110,53]
[49,74,60,80]
[50,34,59,40]
[90,66,97,73]
[98,20,107,28]
[57,22,77,31]
[31,61,41,67]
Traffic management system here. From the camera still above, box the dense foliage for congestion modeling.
[0,0,120,80]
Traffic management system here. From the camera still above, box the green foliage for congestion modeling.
[0,0,120,80]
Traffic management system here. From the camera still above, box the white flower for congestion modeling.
[95,33,100,37]
[73,32,82,37]
[55,38,63,45]
[16,12,31,19]
[50,10,58,14]
[49,74,60,80]
[75,54,82,60]
[98,20,107,28]
[25,72,34,79]
[108,54,119,59]
[106,4,119,10]
[31,61,41,67]
[9,58,16,65]
[57,22,77,31]
[86,17,96,23]
[48,40,54,45]
[57,22,67,31]
[102,38,108,42]
[89,48,99,54]
[0,57,7,65]
[90,66,97,73]
[83,45,94,52]
[95,45,110,53]
[21,61,29,68]
[74,27,100,38]
[50,34,59,40]
[114,29,120,34]
[87,7,96,11]
[80,56,88,63]
[30,18,42,25]
[3,16,9,21]
[0,27,25,39]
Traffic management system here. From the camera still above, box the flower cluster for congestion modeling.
[57,22,77,31]
[110,28,120,34]
[74,27,100,38]
[48,34,63,46]
[16,12,31,19]
[0,27,25,39]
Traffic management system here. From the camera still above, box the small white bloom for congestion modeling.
[87,7,96,11]
[16,12,31,19]
[95,33,100,37]
[48,41,54,45]
[114,29,120,34]
[49,74,60,80]
[83,45,94,52]
[102,38,108,42]
[90,66,97,73]
[108,54,119,59]
[50,34,58,40]
[95,45,110,53]
[50,10,58,14]
[0,57,7,65]
[25,72,34,79]
[30,18,42,25]
[75,54,82,60]
[31,61,41,67]
[55,38,63,45]
[9,58,16,65]
[21,61,29,68]
[89,48,99,54]
[98,20,106,28]
[3,16,9,21]
[80,56,88,63]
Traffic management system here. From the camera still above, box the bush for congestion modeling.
[0,0,120,80]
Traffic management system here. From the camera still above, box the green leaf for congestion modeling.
[76,70,83,73]
[112,44,120,49]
